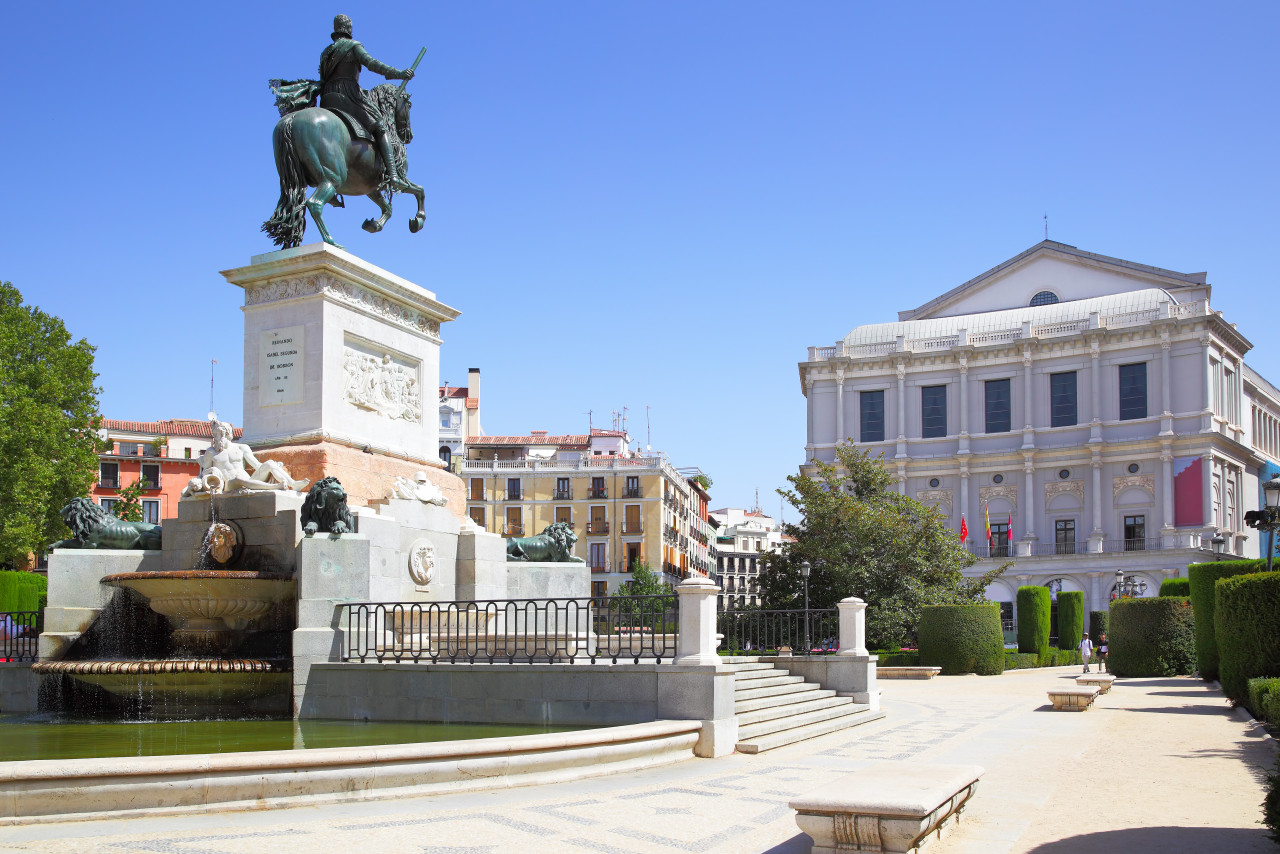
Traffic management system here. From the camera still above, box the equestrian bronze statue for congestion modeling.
[264,14,426,249]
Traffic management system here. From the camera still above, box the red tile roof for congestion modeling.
[590,429,627,437]
[439,386,469,399]
[102,419,243,439]
[467,435,590,450]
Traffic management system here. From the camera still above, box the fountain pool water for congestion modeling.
[0,714,589,762]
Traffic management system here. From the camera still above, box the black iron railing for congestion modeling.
[717,608,839,656]
[342,595,679,664]
[0,612,41,663]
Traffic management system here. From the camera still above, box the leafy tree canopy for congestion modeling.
[0,283,105,566]
[112,477,147,522]
[758,442,1004,649]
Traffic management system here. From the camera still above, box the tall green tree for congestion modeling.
[111,477,148,522]
[758,441,1005,649]
[0,283,105,566]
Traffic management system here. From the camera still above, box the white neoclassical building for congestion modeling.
[799,241,1280,623]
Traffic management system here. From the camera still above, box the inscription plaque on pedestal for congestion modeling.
[259,326,305,407]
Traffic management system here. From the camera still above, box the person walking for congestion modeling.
[1098,633,1108,673]
[1080,632,1094,673]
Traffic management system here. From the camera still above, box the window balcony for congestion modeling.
[98,478,119,490]
[553,489,572,500]
[505,489,523,501]
[589,562,608,573]
[622,524,643,535]
[622,487,642,499]
[1106,537,1163,553]
[502,524,524,537]
[140,479,160,490]
[588,487,609,499]
[587,521,610,535]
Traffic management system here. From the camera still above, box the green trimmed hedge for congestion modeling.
[873,650,919,667]
[1017,586,1052,662]
[1108,597,1196,677]
[1267,757,1280,844]
[1216,572,1280,703]
[1159,578,1191,597]
[1089,610,1109,641]
[1188,559,1266,681]
[1057,591,1084,653]
[0,571,45,613]
[1247,677,1280,728]
[1004,651,1039,670]
[918,605,1005,675]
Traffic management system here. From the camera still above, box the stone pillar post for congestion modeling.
[835,367,845,443]
[837,597,868,656]
[1160,333,1173,434]
[1202,336,1214,432]
[1160,444,1176,546]
[1202,452,1215,535]
[895,361,908,459]
[1022,453,1037,552]
[674,576,720,665]
[958,357,970,455]
[1089,339,1102,443]
[1088,452,1104,552]
[804,377,815,455]
[959,464,970,548]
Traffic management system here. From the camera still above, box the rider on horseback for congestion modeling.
[320,14,415,191]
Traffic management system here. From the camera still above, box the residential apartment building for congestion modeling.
[462,429,713,596]
[93,419,242,524]
[438,367,482,470]
[709,508,790,610]
[799,241,1280,621]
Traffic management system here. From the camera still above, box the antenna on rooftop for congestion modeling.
[1044,214,1048,241]
[753,488,762,514]
[209,359,217,418]
[621,405,629,434]
[645,405,652,451]
[586,409,593,431]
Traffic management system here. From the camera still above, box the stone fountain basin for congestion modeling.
[101,571,296,632]
[32,659,291,717]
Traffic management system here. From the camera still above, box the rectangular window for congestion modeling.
[990,522,1010,557]
[184,447,192,459]
[624,475,641,498]
[590,477,607,499]
[1119,363,1147,421]
[626,542,642,571]
[99,498,119,516]
[999,601,1014,632]
[555,477,571,500]
[985,379,1011,433]
[624,504,641,534]
[1049,371,1077,427]
[506,477,521,500]
[505,506,522,536]
[142,499,160,525]
[469,478,484,501]
[589,505,608,535]
[921,385,947,438]
[860,390,885,443]
[99,462,119,489]
[1124,514,1146,550]
[118,443,139,456]
[440,413,450,428]
[468,506,485,527]
[141,463,160,489]
[1054,519,1076,555]
[555,506,572,526]
[589,543,607,572]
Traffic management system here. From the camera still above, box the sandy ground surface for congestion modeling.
[0,666,1272,853]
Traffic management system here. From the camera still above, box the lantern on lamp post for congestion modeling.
[799,560,812,655]
[1265,475,1280,573]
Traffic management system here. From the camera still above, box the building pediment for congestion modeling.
[897,241,1209,322]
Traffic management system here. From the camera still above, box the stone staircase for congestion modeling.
[726,658,886,754]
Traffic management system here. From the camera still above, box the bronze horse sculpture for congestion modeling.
[263,83,425,249]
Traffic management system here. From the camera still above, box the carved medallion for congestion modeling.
[408,538,436,590]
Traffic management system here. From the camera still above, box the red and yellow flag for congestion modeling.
[984,503,992,544]
[959,515,969,542]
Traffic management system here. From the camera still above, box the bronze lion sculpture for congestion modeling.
[506,521,583,562]
[302,477,355,536]
[50,497,162,550]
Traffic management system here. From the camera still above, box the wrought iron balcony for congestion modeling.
[505,489,523,500]
[622,524,643,535]
[588,487,609,499]
[622,488,642,499]
[554,489,573,500]
[98,478,119,489]
[587,521,610,535]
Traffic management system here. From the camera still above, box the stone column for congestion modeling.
[835,367,845,444]
[804,377,815,455]
[837,597,868,656]
[1022,345,1035,447]
[895,360,908,459]
[1089,339,1103,443]
[1088,451,1104,552]
[674,576,720,666]
[1160,443,1176,546]
[959,463,970,548]
[958,357,971,455]
[1021,452,1037,553]
[1202,336,1215,432]
[1202,451,1215,535]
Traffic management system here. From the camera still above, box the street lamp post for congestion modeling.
[1114,567,1124,601]
[800,561,812,655]
[1265,476,1280,573]
[1211,534,1226,557]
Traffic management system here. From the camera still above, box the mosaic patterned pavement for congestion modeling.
[0,668,1271,854]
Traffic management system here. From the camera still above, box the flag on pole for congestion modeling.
[1007,512,1013,539]
[984,503,991,544]
[959,515,968,542]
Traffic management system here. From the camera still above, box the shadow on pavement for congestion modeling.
[1120,705,1234,716]
[1025,825,1272,853]
[760,832,811,854]
[1146,690,1225,698]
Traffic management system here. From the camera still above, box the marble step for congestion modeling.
[719,658,778,669]
[737,708,887,754]
[737,700,868,741]
[732,667,792,684]
[737,694,854,727]
[734,686,835,715]
[734,677,809,701]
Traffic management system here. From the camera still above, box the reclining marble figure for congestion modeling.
[182,418,309,496]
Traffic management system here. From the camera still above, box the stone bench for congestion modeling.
[876,666,942,680]
[1076,674,1115,694]
[1047,687,1100,711]
[790,763,984,854]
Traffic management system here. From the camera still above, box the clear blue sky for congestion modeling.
[5,2,1278,514]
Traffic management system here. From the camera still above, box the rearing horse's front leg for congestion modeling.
[362,193,393,234]
[306,182,344,249]
[402,180,426,233]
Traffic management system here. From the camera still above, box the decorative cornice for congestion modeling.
[979,484,1018,510]
[915,488,953,506]
[244,273,442,341]
[1044,480,1084,503]
[1112,474,1155,498]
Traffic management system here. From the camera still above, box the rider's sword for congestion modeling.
[399,48,427,90]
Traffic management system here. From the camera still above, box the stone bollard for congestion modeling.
[674,576,720,666]
[837,597,868,656]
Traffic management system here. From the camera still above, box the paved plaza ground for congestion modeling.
[0,666,1273,853]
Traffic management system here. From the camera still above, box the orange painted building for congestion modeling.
[93,419,243,524]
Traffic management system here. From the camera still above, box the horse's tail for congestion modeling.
[262,114,307,248]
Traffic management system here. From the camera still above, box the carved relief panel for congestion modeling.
[343,338,422,422]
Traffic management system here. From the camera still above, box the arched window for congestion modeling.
[439,446,451,466]
[1029,291,1060,307]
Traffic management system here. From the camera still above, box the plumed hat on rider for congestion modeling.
[332,14,353,40]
